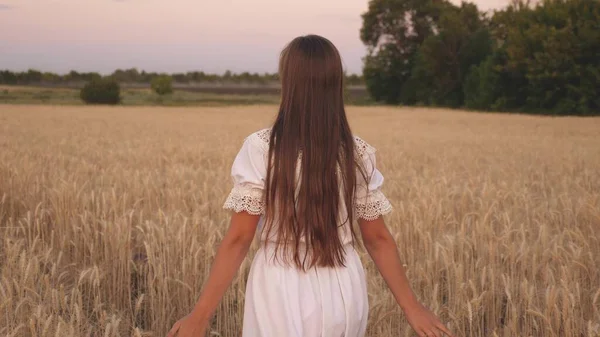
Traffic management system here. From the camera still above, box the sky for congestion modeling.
[0,0,509,75]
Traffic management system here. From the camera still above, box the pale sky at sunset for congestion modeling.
[0,0,509,75]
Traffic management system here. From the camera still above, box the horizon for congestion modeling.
[0,0,509,75]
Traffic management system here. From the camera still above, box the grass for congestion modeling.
[0,86,281,106]
[0,85,374,106]
[1,105,599,337]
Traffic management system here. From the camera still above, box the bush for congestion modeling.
[80,78,121,105]
[464,56,500,111]
[151,75,173,96]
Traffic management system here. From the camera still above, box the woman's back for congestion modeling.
[221,124,393,337]
[223,127,393,248]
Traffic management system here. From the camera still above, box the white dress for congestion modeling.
[223,129,393,337]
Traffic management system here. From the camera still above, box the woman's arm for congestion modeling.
[359,217,454,337]
[167,211,259,337]
[359,217,420,310]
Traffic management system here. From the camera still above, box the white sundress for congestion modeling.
[223,129,393,337]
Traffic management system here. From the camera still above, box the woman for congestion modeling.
[167,35,453,337]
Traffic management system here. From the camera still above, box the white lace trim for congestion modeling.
[355,189,393,221]
[255,128,271,143]
[247,128,271,152]
[354,136,376,158]
[223,185,265,215]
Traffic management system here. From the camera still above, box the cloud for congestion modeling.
[0,4,15,10]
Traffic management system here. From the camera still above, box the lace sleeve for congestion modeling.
[355,137,393,221]
[223,185,265,215]
[223,133,267,215]
[355,189,393,221]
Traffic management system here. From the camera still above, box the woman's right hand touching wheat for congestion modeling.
[404,302,454,337]
[358,216,454,337]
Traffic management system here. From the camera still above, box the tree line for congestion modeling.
[0,69,366,87]
[3,0,598,115]
[361,0,600,115]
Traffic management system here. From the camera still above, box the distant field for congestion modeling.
[1,105,599,337]
[0,85,281,106]
[0,84,371,106]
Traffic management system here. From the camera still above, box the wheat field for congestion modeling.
[1,105,599,337]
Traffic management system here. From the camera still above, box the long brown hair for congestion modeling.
[263,35,365,270]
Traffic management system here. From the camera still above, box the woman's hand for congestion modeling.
[359,217,454,337]
[166,313,207,337]
[404,302,454,337]
[166,212,259,337]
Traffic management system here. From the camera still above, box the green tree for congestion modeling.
[468,0,600,115]
[410,2,493,107]
[0,70,18,85]
[463,50,505,110]
[23,69,43,83]
[172,73,188,83]
[80,78,121,105]
[151,75,174,96]
[42,72,61,84]
[112,68,140,83]
[65,70,81,83]
[360,0,451,104]
[520,0,600,114]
